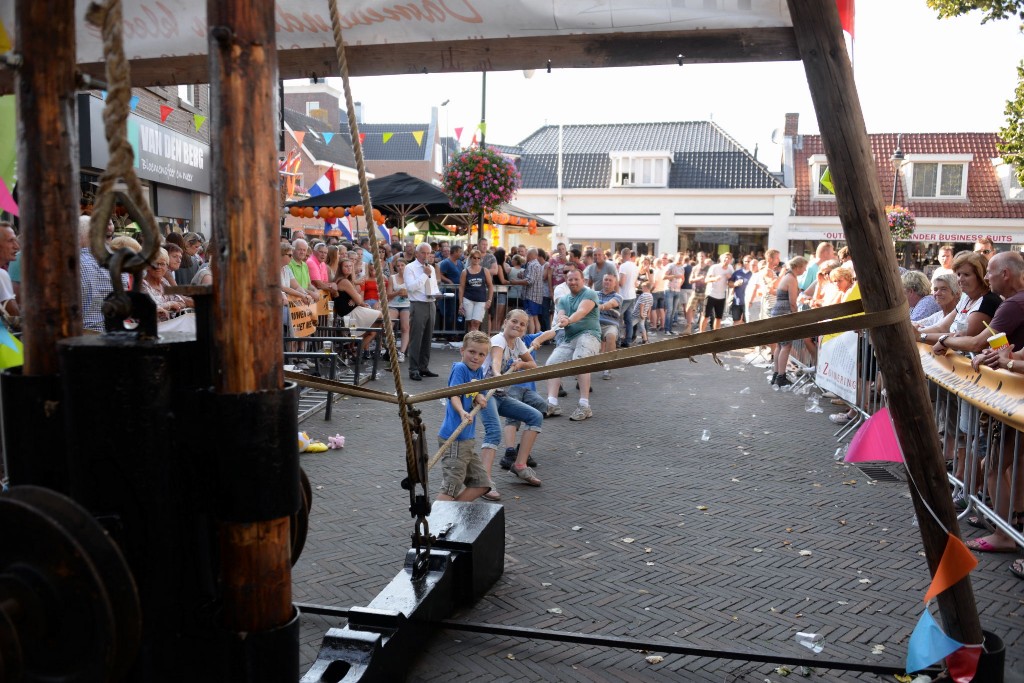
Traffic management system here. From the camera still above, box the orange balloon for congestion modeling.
[302,207,315,218]
[289,206,301,217]
[372,208,383,222]
[490,211,501,223]
[351,205,364,217]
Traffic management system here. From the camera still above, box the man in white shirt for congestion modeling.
[617,248,638,346]
[0,222,20,318]
[700,252,734,332]
[404,243,440,381]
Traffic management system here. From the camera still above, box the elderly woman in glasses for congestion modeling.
[142,247,191,321]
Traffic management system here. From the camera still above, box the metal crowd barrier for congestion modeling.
[804,327,1023,552]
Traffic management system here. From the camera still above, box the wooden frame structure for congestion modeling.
[6,0,984,668]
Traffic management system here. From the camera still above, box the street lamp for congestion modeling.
[439,99,450,169]
[890,133,905,206]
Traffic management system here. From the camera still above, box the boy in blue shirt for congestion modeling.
[436,330,494,501]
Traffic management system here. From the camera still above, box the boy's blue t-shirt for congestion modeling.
[438,362,483,441]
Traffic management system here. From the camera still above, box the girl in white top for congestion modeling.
[386,257,411,362]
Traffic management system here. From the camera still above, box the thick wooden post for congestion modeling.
[15,0,82,375]
[787,0,985,645]
[208,0,291,632]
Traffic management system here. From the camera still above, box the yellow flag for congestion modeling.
[411,130,424,146]
[382,132,393,144]
[820,167,835,194]
[0,21,11,53]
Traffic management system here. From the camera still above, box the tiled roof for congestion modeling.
[360,123,433,161]
[514,122,783,190]
[487,143,523,157]
[794,133,1024,219]
[283,108,355,168]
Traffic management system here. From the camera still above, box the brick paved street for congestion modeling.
[294,345,1023,682]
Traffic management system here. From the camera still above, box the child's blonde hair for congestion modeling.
[463,330,490,347]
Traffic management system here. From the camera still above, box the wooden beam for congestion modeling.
[207,0,291,634]
[15,0,82,375]
[0,27,799,93]
[787,0,985,647]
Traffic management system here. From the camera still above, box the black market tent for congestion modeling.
[286,171,468,228]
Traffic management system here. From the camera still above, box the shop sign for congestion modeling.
[81,95,211,193]
[695,231,736,243]
[790,226,1023,244]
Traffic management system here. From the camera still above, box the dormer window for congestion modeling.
[807,154,834,199]
[992,158,1024,201]
[610,152,671,188]
[906,154,971,199]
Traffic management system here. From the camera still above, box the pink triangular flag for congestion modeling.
[292,131,305,146]
[454,126,464,141]
[159,105,174,122]
[0,179,18,217]
[844,407,903,463]
[923,533,977,603]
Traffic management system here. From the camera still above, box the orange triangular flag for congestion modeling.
[923,533,978,603]
[412,130,424,146]
[382,132,393,144]
[359,133,366,145]
[159,105,174,122]
[292,131,305,146]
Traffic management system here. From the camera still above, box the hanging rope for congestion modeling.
[325,0,433,569]
[84,0,160,279]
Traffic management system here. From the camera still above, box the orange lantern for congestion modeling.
[529,219,537,228]
[302,207,315,218]
[289,206,301,217]
[500,213,510,224]
[528,225,538,235]
[490,211,501,223]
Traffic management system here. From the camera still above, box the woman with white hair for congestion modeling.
[903,270,941,322]
[913,273,960,330]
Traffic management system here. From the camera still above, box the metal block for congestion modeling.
[427,501,505,605]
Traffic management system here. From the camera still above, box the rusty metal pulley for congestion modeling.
[0,486,141,682]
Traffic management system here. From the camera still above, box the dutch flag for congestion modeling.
[333,216,354,241]
[307,168,338,198]
[377,222,391,243]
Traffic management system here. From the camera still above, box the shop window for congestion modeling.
[610,152,671,188]
[807,154,834,199]
[906,154,971,199]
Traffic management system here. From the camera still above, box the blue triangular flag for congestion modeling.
[906,607,964,672]
[322,133,334,145]
[100,90,107,101]
[129,95,140,111]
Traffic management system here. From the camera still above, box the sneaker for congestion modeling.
[545,404,562,418]
[499,448,517,470]
[512,464,542,486]
[952,492,969,511]
[602,370,611,380]
[569,404,593,421]
[397,351,406,363]
[775,374,793,388]
[829,412,852,425]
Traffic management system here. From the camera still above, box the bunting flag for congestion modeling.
[477,121,487,135]
[923,533,977,603]
[292,130,306,146]
[454,126,464,141]
[470,133,478,147]
[411,130,424,146]
[0,178,18,217]
[129,95,140,111]
[0,20,11,52]
[307,168,339,198]
[322,132,335,145]
[382,132,393,144]
[101,90,108,101]
[193,114,206,132]
[945,645,982,683]
[159,105,173,122]
[333,217,353,241]
[906,608,964,673]
[0,319,23,370]
[836,0,855,38]
[359,132,366,145]
[820,166,835,194]
[844,407,903,463]
[377,222,391,243]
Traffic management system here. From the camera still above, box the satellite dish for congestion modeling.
[770,128,781,144]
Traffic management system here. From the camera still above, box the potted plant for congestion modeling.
[885,205,917,241]
[442,147,520,216]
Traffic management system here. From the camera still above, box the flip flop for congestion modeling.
[965,537,1017,553]
[482,489,501,502]
[1010,558,1024,580]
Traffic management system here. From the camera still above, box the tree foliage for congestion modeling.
[927,1,1024,183]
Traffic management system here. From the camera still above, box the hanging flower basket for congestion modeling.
[885,205,917,241]
[442,147,520,216]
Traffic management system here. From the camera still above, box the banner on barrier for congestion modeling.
[316,291,331,317]
[816,330,858,404]
[919,344,1024,431]
[288,298,317,337]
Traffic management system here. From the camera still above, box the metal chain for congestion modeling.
[85,0,160,281]
[326,0,432,569]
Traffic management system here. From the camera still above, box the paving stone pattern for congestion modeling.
[294,347,1023,682]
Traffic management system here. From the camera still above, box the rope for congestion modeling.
[84,0,159,273]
